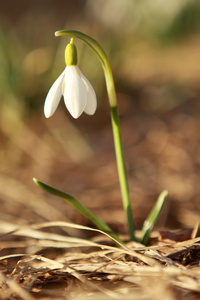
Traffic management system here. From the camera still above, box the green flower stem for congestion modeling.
[141,190,168,246]
[111,107,135,241]
[55,30,135,241]
[33,178,123,245]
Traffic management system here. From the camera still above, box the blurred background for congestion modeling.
[0,0,200,237]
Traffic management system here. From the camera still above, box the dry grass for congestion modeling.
[1,93,200,299]
[0,221,200,300]
[1,89,200,299]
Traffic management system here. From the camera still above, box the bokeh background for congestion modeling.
[0,0,200,237]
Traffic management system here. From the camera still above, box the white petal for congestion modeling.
[81,73,97,115]
[63,66,87,119]
[44,69,65,118]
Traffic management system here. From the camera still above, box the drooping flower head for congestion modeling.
[44,38,97,119]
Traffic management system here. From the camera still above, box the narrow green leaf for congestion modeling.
[33,178,123,245]
[141,190,168,245]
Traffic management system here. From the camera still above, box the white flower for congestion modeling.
[44,65,97,119]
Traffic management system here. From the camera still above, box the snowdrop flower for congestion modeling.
[44,39,97,119]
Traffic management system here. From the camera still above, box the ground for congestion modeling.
[0,83,200,299]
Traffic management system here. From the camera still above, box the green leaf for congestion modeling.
[33,178,123,245]
[141,190,168,245]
